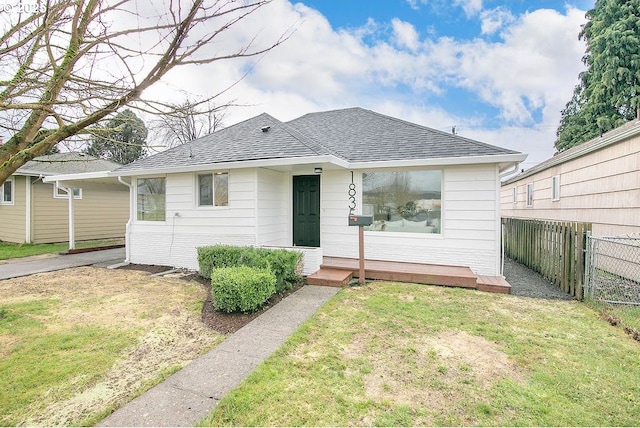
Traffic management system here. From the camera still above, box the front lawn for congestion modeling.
[0,239,123,261]
[0,267,222,426]
[201,282,640,426]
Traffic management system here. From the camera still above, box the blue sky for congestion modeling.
[154,0,597,169]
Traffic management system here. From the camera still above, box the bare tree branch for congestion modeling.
[0,0,292,184]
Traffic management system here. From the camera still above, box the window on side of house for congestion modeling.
[197,172,228,207]
[362,170,442,234]
[552,175,560,201]
[512,186,517,204]
[1,177,13,204]
[526,183,534,207]
[54,183,82,199]
[137,177,166,221]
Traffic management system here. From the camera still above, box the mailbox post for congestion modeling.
[348,215,373,284]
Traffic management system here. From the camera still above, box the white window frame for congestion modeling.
[196,171,229,208]
[1,177,14,205]
[512,186,517,204]
[552,175,561,201]
[526,183,534,207]
[361,169,443,235]
[54,183,82,199]
[136,177,166,222]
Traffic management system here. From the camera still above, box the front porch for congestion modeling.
[306,257,511,294]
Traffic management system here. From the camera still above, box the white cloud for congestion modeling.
[435,7,587,127]
[143,0,587,165]
[453,0,483,18]
[480,7,515,35]
[391,18,420,51]
[404,0,426,11]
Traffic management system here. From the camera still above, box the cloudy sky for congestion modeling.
[149,0,596,170]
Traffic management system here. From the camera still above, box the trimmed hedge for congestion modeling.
[211,266,276,313]
[197,245,302,293]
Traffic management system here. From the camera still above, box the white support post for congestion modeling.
[59,181,75,250]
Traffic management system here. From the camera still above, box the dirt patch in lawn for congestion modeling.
[361,330,523,413]
[0,266,223,426]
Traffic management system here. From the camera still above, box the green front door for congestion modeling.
[293,175,320,247]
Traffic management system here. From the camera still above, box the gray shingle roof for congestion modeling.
[16,152,121,176]
[115,113,332,174]
[114,107,520,174]
[287,107,519,162]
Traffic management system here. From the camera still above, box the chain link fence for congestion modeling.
[585,235,640,306]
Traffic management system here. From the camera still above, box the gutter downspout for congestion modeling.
[118,176,132,263]
[25,177,32,243]
[25,174,45,244]
[499,162,520,180]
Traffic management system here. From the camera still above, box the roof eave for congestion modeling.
[108,155,349,177]
[42,171,114,183]
[346,153,527,170]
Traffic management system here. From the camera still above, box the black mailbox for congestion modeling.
[348,215,373,226]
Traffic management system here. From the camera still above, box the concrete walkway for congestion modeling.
[98,284,340,427]
[0,248,125,280]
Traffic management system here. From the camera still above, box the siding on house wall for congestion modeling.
[128,169,258,269]
[501,136,640,236]
[0,175,27,243]
[256,168,288,246]
[31,181,128,243]
[128,164,503,276]
[321,165,501,276]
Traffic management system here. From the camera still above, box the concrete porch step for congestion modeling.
[306,268,353,287]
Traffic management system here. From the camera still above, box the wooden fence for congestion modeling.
[502,218,592,299]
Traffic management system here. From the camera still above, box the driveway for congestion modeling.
[0,248,125,280]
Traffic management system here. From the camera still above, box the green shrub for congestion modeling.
[262,248,303,292]
[197,245,264,278]
[211,266,276,313]
[197,245,303,293]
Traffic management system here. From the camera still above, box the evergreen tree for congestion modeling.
[555,0,640,151]
[85,110,148,164]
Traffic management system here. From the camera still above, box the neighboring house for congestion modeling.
[0,152,129,244]
[501,118,640,236]
[47,108,525,276]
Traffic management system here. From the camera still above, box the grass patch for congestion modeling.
[0,239,123,260]
[0,299,137,425]
[0,267,223,425]
[587,300,640,340]
[200,282,640,426]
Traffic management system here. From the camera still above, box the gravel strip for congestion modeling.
[503,257,572,300]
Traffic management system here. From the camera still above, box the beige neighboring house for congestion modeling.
[0,152,129,245]
[501,118,640,236]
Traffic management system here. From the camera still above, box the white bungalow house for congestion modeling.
[46,107,526,278]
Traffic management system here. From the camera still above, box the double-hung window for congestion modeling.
[1,178,13,204]
[198,172,228,207]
